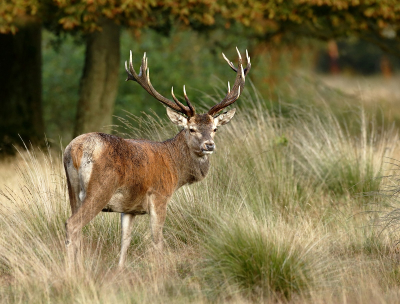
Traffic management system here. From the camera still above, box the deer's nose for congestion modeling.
[202,141,215,152]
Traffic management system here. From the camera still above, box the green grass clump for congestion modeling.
[201,217,320,300]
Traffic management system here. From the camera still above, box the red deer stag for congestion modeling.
[63,48,251,267]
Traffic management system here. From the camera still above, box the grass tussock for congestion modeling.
[1,82,400,303]
[201,216,328,300]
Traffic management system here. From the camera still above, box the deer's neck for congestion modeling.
[164,130,210,188]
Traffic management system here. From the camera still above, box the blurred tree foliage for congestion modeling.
[316,37,400,74]
[0,0,40,34]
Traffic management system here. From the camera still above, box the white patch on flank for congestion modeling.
[79,190,85,202]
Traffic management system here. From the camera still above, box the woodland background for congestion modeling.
[2,0,400,153]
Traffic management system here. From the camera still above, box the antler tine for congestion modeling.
[139,52,146,76]
[183,85,195,116]
[125,51,135,81]
[171,86,190,112]
[236,46,242,60]
[222,52,237,72]
[246,49,251,64]
[207,48,251,117]
[222,49,251,77]
[125,51,194,117]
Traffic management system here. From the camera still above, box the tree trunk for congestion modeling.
[73,19,120,137]
[0,23,44,155]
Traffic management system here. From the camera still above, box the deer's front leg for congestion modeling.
[118,213,136,268]
[149,195,169,252]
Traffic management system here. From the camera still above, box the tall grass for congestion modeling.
[291,105,397,198]
[1,83,400,303]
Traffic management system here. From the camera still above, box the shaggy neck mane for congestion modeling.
[163,129,210,188]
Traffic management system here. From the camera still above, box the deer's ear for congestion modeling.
[214,108,236,126]
[166,107,188,127]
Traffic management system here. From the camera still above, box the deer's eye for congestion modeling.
[213,128,217,132]
[189,128,196,133]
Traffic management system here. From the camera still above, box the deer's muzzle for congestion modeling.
[201,141,215,154]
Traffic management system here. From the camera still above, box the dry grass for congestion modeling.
[1,80,400,303]
[320,74,400,124]
[320,75,400,104]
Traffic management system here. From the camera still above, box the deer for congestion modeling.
[63,48,251,267]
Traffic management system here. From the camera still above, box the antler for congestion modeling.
[125,51,195,117]
[208,47,251,117]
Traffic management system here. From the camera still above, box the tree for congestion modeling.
[46,0,223,137]
[0,0,43,155]
[73,18,120,136]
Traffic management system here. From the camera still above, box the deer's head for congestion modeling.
[166,109,236,157]
[125,48,251,157]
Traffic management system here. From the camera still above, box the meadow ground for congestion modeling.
[320,74,400,124]
[2,75,400,303]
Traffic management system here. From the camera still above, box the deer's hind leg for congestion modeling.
[65,171,116,267]
[65,164,82,214]
[64,164,84,260]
